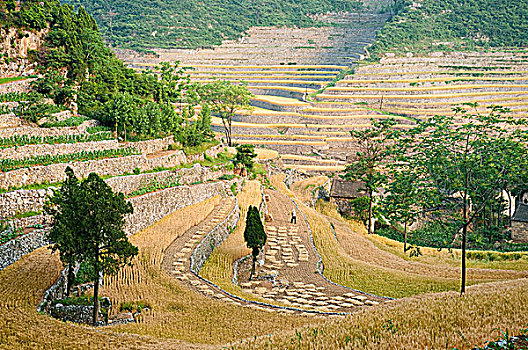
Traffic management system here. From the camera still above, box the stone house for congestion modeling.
[512,203,528,242]
[329,179,367,214]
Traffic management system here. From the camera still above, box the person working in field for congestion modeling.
[291,208,297,224]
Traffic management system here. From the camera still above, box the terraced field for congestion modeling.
[119,4,397,172]
[123,34,528,172]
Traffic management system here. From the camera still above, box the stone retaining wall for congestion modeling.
[512,221,528,242]
[0,79,34,94]
[0,139,121,160]
[0,164,229,219]
[0,125,85,138]
[126,180,237,235]
[190,199,240,273]
[0,229,48,270]
[0,178,239,270]
[0,152,188,189]
[122,136,174,155]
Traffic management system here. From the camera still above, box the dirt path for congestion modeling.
[234,189,387,313]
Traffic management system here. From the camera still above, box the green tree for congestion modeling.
[243,206,267,280]
[46,168,138,325]
[234,144,257,174]
[382,170,421,253]
[343,118,397,234]
[199,80,253,146]
[45,167,83,296]
[390,106,528,294]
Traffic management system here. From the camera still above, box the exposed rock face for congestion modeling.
[0,28,48,78]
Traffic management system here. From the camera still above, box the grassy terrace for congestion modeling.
[248,86,318,93]
[188,70,341,75]
[251,95,310,106]
[340,76,528,83]
[0,76,33,85]
[353,70,528,77]
[192,79,327,86]
[0,148,139,172]
[317,91,528,100]
[212,117,410,130]
[0,197,314,349]
[299,114,409,121]
[326,84,528,92]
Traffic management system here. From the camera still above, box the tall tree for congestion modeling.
[343,118,397,234]
[46,167,83,296]
[47,168,138,325]
[390,106,528,294]
[234,144,257,175]
[244,206,267,280]
[199,80,253,146]
[382,170,421,253]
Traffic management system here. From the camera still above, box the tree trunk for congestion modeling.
[227,117,233,147]
[92,250,100,326]
[66,263,75,297]
[367,189,373,234]
[461,222,467,296]
[403,222,408,253]
[461,191,468,296]
[249,255,256,281]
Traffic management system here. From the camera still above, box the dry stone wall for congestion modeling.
[0,178,239,270]
[0,78,34,93]
[190,200,240,273]
[512,222,528,242]
[0,228,48,270]
[125,180,237,235]
[0,139,121,160]
[121,136,174,155]
[0,163,228,219]
[0,152,188,189]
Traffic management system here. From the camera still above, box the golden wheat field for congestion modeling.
[234,278,528,350]
[0,196,318,349]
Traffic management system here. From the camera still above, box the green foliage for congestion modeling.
[120,300,150,313]
[200,80,253,146]
[243,205,267,279]
[0,226,24,245]
[127,176,182,198]
[74,261,96,285]
[343,118,398,234]
[60,0,372,50]
[46,167,138,325]
[0,133,114,149]
[234,144,257,172]
[177,104,215,148]
[371,0,528,56]
[0,147,138,172]
[386,106,528,292]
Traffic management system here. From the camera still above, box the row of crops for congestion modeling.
[0,133,115,149]
[0,148,139,172]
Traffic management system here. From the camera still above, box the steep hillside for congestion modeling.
[61,0,384,50]
[371,0,528,56]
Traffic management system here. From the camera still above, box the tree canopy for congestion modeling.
[60,0,370,50]
[243,205,267,280]
[46,167,138,325]
[371,0,528,56]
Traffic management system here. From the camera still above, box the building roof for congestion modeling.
[513,203,528,223]
[329,179,366,199]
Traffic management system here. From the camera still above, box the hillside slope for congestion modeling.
[371,0,528,56]
[61,0,387,50]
